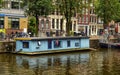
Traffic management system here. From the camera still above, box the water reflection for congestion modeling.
[0,49,120,75]
[16,52,91,75]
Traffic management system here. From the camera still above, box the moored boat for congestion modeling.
[99,29,120,48]
[99,42,120,48]
[14,36,94,55]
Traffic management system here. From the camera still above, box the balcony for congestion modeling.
[0,9,24,15]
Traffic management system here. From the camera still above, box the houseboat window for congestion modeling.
[67,40,70,47]
[54,40,61,48]
[48,40,52,49]
[23,42,29,48]
[75,42,79,47]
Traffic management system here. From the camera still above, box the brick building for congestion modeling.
[0,0,28,36]
[77,0,103,36]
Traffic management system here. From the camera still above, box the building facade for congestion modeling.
[89,2,103,36]
[38,10,78,37]
[38,0,103,37]
[77,0,103,36]
[0,0,28,37]
[27,0,103,37]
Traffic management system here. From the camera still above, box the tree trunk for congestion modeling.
[66,18,72,36]
[35,14,39,36]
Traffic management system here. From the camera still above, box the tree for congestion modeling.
[55,0,92,36]
[95,0,120,28]
[0,0,3,8]
[22,0,54,36]
[28,16,36,37]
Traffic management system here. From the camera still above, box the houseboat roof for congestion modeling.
[15,36,89,41]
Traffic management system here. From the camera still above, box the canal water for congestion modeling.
[0,49,120,75]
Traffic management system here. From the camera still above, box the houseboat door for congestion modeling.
[48,40,52,49]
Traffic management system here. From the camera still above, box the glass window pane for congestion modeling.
[23,42,29,48]
[11,1,19,9]
[67,40,70,47]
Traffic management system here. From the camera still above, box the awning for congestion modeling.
[0,14,5,17]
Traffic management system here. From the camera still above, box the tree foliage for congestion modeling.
[22,0,92,36]
[22,0,54,36]
[95,0,120,27]
[55,0,92,36]
[0,0,3,8]
[28,16,36,36]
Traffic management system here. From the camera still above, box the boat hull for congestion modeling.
[99,42,120,48]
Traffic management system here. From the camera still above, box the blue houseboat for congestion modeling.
[15,36,93,55]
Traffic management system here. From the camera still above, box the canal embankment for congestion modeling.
[90,35,117,49]
[0,40,15,53]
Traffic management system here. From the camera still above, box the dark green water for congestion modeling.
[0,49,120,75]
